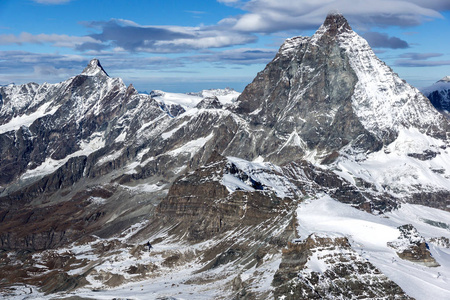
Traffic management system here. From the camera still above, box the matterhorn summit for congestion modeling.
[81,58,109,76]
[1,13,449,300]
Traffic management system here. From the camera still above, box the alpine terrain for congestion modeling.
[1,13,449,300]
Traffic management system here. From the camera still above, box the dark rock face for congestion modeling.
[428,90,450,112]
[231,14,381,164]
[273,235,412,300]
[155,154,293,242]
[0,184,117,251]
[409,190,450,212]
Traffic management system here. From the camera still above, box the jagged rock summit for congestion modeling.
[81,58,109,76]
[1,13,450,300]
[320,11,353,35]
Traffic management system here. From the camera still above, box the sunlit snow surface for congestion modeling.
[297,194,450,300]
[0,101,60,134]
[336,28,442,138]
[335,127,450,197]
[151,88,240,111]
[221,156,302,199]
[19,133,105,181]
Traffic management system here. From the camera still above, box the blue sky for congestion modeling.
[1,0,449,92]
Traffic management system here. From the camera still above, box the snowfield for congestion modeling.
[297,194,450,300]
[335,127,450,198]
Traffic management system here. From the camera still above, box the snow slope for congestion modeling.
[297,194,450,300]
[336,25,443,139]
[335,127,450,197]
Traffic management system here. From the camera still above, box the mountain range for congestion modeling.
[0,13,449,300]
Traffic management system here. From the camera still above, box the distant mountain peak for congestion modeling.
[81,58,109,77]
[438,75,450,83]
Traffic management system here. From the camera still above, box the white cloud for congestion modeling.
[153,34,256,50]
[0,33,100,48]
[81,19,257,53]
[226,0,445,33]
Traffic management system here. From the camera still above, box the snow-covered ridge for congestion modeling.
[335,127,450,198]
[439,76,450,83]
[421,76,450,95]
[336,29,442,138]
[150,88,240,112]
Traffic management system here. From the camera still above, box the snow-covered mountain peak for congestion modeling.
[421,75,450,119]
[81,58,109,77]
[438,75,450,83]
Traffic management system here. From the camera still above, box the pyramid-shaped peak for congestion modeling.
[81,58,109,77]
[321,12,352,35]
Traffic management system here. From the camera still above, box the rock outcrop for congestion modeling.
[273,234,412,299]
[388,224,440,267]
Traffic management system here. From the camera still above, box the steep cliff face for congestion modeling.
[235,14,376,163]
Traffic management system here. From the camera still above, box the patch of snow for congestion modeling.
[114,130,127,143]
[197,88,241,104]
[0,101,59,134]
[21,133,105,180]
[96,150,123,166]
[277,129,307,153]
[161,120,188,139]
[121,183,166,194]
[222,173,255,193]
[335,127,450,197]
[152,90,203,110]
[167,133,214,156]
[223,156,301,199]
